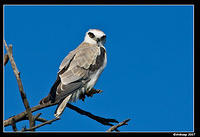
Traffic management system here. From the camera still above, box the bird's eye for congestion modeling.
[101,35,106,40]
[88,32,95,38]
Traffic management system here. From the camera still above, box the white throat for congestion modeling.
[84,36,97,44]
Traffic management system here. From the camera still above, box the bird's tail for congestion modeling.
[39,76,60,105]
[54,94,72,118]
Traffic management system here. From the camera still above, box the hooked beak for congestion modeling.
[96,38,100,43]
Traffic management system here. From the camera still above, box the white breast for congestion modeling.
[69,46,107,102]
[86,48,107,91]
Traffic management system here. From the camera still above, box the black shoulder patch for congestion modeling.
[89,47,106,72]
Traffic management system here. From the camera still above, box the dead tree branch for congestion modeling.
[4,101,120,129]
[106,119,131,132]
[23,117,60,131]
[67,103,119,126]
[4,40,130,132]
[4,40,35,130]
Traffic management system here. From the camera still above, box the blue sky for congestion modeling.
[4,5,193,132]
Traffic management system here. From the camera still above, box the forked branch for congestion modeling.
[4,40,35,130]
[4,40,131,132]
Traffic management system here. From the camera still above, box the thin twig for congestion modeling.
[106,119,131,132]
[24,117,60,131]
[34,113,42,120]
[34,117,48,123]
[4,40,35,130]
[67,103,119,126]
[21,115,48,123]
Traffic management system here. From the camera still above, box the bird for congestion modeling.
[39,29,107,118]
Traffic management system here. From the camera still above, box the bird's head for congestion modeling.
[84,29,106,45]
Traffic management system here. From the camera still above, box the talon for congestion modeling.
[81,95,85,101]
[86,90,90,94]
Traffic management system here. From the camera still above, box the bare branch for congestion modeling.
[106,119,131,132]
[22,115,48,123]
[4,41,130,132]
[67,103,119,126]
[34,113,42,120]
[4,87,114,128]
[4,101,58,127]
[34,117,48,123]
[24,117,60,131]
[4,40,35,130]
[4,101,119,129]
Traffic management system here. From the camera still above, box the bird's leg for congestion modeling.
[81,96,85,101]
[80,88,103,102]
[79,93,86,102]
[85,88,103,97]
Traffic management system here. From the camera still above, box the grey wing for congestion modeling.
[55,44,100,101]
[54,81,83,102]
[58,50,76,73]
[39,49,77,104]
